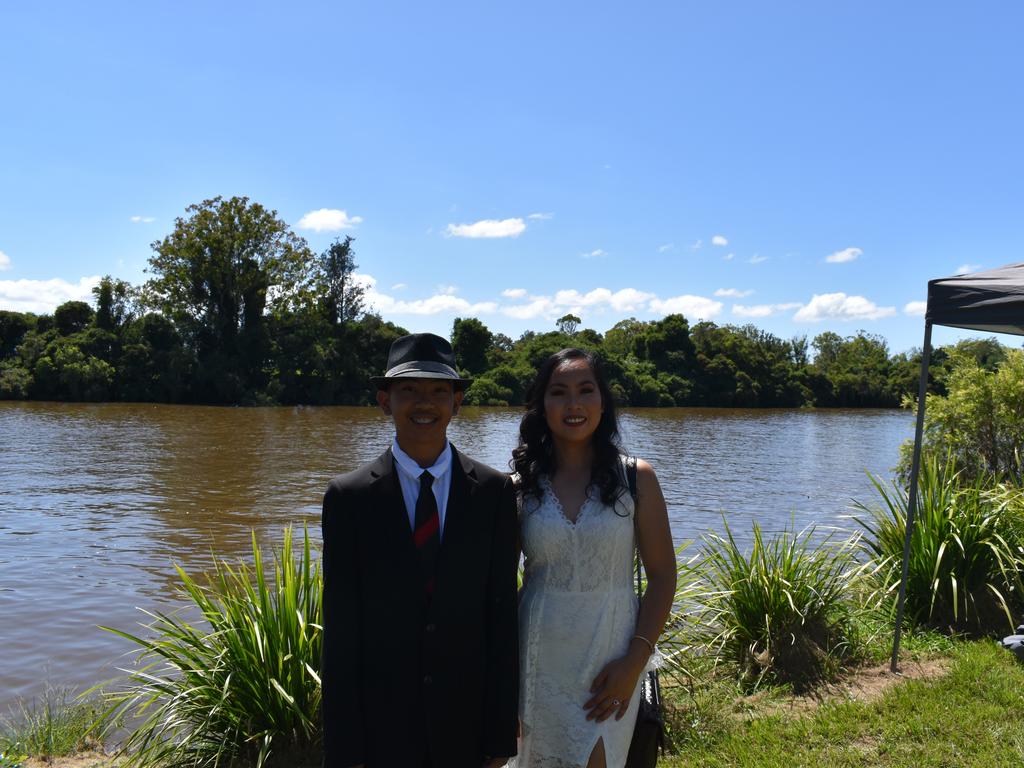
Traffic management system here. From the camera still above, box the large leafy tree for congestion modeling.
[145,196,316,402]
[0,311,32,359]
[54,301,94,336]
[452,317,493,376]
[556,313,581,336]
[316,236,365,325]
[92,275,138,331]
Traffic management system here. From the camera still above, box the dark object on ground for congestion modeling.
[999,625,1024,660]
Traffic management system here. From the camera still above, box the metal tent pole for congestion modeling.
[891,320,933,673]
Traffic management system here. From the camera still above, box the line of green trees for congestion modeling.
[0,196,1014,407]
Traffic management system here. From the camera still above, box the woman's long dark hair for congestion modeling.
[512,348,624,508]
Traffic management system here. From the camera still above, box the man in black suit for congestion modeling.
[321,333,519,768]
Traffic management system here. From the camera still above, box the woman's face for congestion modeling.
[543,358,603,445]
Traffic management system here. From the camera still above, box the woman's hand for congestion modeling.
[583,645,648,722]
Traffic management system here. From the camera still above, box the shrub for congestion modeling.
[855,453,1024,634]
[102,527,322,768]
[0,686,110,761]
[0,363,31,399]
[461,375,513,406]
[898,348,1024,483]
[689,519,866,690]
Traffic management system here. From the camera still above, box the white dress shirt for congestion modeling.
[391,439,453,539]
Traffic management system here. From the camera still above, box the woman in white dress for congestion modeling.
[510,348,677,768]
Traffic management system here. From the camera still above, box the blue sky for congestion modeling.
[1,1,1022,353]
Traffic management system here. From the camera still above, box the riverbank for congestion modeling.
[8,640,1020,768]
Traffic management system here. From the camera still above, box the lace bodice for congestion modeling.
[519,476,636,594]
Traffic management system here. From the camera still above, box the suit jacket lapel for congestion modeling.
[433,447,477,603]
[369,448,420,569]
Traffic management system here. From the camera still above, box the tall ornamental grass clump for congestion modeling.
[855,453,1024,634]
[641,542,707,682]
[102,527,322,768]
[691,519,866,690]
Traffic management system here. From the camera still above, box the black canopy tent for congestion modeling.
[891,262,1024,672]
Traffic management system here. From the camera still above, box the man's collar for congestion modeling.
[391,438,453,479]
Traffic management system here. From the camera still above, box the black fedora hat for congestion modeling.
[370,333,473,390]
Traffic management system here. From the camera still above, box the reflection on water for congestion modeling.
[0,402,911,709]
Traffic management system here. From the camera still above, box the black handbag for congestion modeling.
[623,456,666,768]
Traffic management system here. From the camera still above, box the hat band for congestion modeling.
[383,360,461,379]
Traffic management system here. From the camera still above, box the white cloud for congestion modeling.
[722,253,735,261]
[904,301,927,316]
[748,254,768,264]
[339,273,727,327]
[0,276,101,313]
[0,251,10,271]
[445,218,526,239]
[297,208,363,232]
[581,249,607,259]
[649,294,723,320]
[658,243,674,253]
[733,302,802,318]
[955,263,982,274]
[825,247,862,264]
[714,288,753,298]
[501,287,656,321]
[130,215,155,223]
[690,239,703,251]
[391,283,407,290]
[553,288,655,312]
[793,293,897,322]
[527,212,553,220]
[607,288,656,312]
[711,235,729,247]
[502,298,555,320]
[359,274,497,316]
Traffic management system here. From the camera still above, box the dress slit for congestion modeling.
[584,736,606,768]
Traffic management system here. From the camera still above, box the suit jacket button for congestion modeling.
[425,623,436,633]
[423,675,433,685]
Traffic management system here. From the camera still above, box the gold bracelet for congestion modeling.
[631,634,655,655]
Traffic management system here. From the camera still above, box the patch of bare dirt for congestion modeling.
[740,656,951,717]
[22,751,119,768]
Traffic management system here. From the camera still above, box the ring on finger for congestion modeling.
[612,698,621,706]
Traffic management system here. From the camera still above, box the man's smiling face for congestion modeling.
[377,377,463,460]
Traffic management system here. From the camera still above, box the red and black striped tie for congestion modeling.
[413,470,441,597]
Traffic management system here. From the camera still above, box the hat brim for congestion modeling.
[370,370,473,390]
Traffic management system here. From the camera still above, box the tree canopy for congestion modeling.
[0,196,998,408]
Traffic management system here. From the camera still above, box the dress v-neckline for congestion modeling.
[541,475,590,527]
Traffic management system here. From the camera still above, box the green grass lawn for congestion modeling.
[6,641,1023,767]
[660,640,1024,767]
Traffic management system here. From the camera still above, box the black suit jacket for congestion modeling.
[320,446,519,768]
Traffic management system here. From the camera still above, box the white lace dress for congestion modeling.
[510,474,649,768]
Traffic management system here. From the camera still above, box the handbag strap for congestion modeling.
[625,455,665,732]
[624,455,642,599]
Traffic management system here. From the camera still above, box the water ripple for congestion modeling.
[0,401,910,709]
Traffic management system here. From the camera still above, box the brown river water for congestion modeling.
[0,402,911,710]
